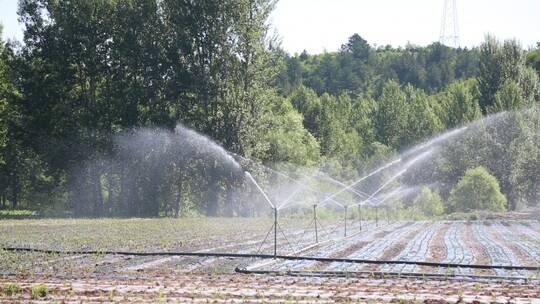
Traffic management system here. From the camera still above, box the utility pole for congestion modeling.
[439,0,460,48]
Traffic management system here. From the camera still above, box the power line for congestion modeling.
[439,0,460,48]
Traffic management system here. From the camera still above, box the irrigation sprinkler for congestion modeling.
[274,207,278,257]
[313,204,318,243]
[375,206,379,227]
[245,172,275,209]
[245,171,282,257]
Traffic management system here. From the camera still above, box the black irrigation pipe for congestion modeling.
[235,268,540,283]
[3,246,540,272]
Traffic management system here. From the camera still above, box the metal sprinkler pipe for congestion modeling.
[375,206,379,227]
[274,207,278,257]
[313,204,318,243]
[344,205,348,237]
[245,171,275,209]
[358,204,362,231]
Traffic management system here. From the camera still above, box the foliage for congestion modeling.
[527,48,540,74]
[439,80,481,128]
[0,2,538,216]
[477,36,538,112]
[508,108,540,209]
[257,97,320,166]
[412,187,444,217]
[2,283,20,296]
[277,37,480,96]
[448,167,507,212]
[30,284,48,299]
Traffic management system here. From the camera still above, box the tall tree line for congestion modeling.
[0,1,539,216]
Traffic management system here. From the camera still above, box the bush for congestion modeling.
[3,283,21,296]
[448,166,507,212]
[30,284,48,299]
[412,187,445,218]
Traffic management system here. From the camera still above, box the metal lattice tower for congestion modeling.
[439,0,460,48]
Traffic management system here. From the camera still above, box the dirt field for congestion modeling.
[1,218,540,302]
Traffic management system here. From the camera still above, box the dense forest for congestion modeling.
[0,0,539,217]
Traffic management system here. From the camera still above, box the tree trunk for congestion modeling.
[105,173,113,216]
[92,165,104,217]
[174,176,183,217]
[11,171,18,209]
[206,179,220,217]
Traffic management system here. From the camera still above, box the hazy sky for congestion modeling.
[1,0,539,54]
[269,0,540,54]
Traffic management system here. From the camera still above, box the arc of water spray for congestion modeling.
[234,151,378,209]
[321,158,402,205]
[358,168,408,206]
[401,126,468,159]
[232,152,325,201]
[354,149,435,207]
[245,172,275,209]
[325,197,345,209]
[277,185,309,211]
[313,171,384,205]
[354,186,404,208]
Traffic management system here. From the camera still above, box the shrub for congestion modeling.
[3,283,21,296]
[30,284,48,299]
[412,187,445,217]
[448,166,507,212]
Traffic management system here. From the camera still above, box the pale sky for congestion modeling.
[269,0,540,54]
[1,0,539,54]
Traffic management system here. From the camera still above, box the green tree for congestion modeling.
[288,85,322,137]
[440,80,481,128]
[257,97,320,166]
[478,36,527,112]
[508,107,540,209]
[527,47,540,74]
[351,96,377,146]
[412,187,444,217]
[374,80,408,148]
[448,166,507,212]
[0,28,8,163]
[404,85,443,145]
[519,67,540,104]
[488,80,526,113]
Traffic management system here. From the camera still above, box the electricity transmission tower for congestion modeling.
[439,0,460,48]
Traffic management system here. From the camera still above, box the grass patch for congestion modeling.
[30,284,48,299]
[0,210,38,217]
[3,283,21,296]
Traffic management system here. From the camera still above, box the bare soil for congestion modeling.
[1,274,538,303]
[462,222,493,276]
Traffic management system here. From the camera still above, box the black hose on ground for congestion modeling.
[235,268,540,282]
[2,246,540,272]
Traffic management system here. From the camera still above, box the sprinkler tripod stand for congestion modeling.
[313,205,318,243]
[344,205,348,237]
[306,204,324,244]
[375,206,379,227]
[256,208,294,258]
[274,207,277,257]
[358,204,362,231]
